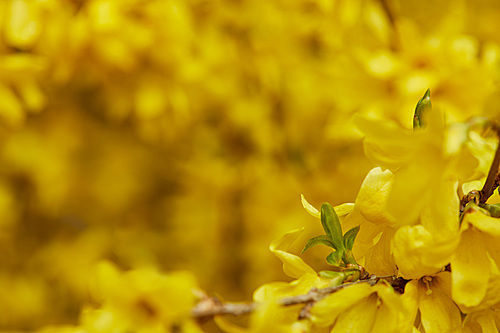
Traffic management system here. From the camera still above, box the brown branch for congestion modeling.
[480,124,500,203]
[461,123,500,214]
[191,296,255,318]
[191,275,403,320]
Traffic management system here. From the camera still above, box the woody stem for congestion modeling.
[191,275,404,320]
[480,125,500,203]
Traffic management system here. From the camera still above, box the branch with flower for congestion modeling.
[40,91,500,333]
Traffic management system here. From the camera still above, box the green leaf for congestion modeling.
[479,203,500,218]
[326,250,343,266]
[413,89,432,129]
[301,235,335,253]
[321,203,344,251]
[343,225,360,251]
[343,267,362,282]
[318,270,343,279]
[344,249,358,265]
[318,270,347,286]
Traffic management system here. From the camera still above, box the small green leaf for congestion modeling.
[318,270,343,279]
[321,203,344,251]
[301,235,335,253]
[318,270,347,286]
[343,249,358,265]
[343,225,360,251]
[413,89,432,129]
[326,250,343,266]
[479,203,500,218]
[343,267,362,282]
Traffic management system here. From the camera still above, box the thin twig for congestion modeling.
[191,275,402,320]
[191,296,255,318]
[480,125,500,203]
[461,123,500,214]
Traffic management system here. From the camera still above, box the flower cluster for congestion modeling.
[34,93,500,333]
[215,93,500,332]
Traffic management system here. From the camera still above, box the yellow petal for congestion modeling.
[5,0,40,49]
[355,167,395,226]
[483,233,500,273]
[364,228,397,276]
[334,203,355,217]
[462,181,483,196]
[301,194,354,219]
[466,212,500,237]
[394,225,458,279]
[370,300,397,333]
[371,282,408,333]
[0,84,24,127]
[400,280,419,332]
[250,302,303,333]
[16,78,46,113]
[253,273,329,302]
[330,293,378,333]
[301,194,320,219]
[420,180,460,240]
[311,283,373,327]
[386,154,440,228]
[476,312,499,333]
[418,274,462,333]
[341,209,384,262]
[214,315,248,333]
[355,115,416,171]
[463,309,500,333]
[270,228,316,279]
[451,228,490,307]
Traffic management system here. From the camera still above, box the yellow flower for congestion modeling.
[348,167,397,276]
[463,308,500,333]
[216,229,335,333]
[393,179,460,279]
[269,227,317,279]
[450,208,500,310]
[254,227,340,302]
[356,108,474,227]
[393,223,458,279]
[84,261,201,332]
[311,280,411,332]
[353,102,477,279]
[403,272,462,333]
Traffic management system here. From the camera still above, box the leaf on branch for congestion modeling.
[318,270,345,279]
[344,249,358,266]
[326,250,344,266]
[302,235,335,253]
[413,89,432,129]
[321,203,344,252]
[343,225,360,251]
[479,203,500,218]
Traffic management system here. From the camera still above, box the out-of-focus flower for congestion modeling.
[82,261,202,332]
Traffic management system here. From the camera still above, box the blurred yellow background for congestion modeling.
[0,0,499,329]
